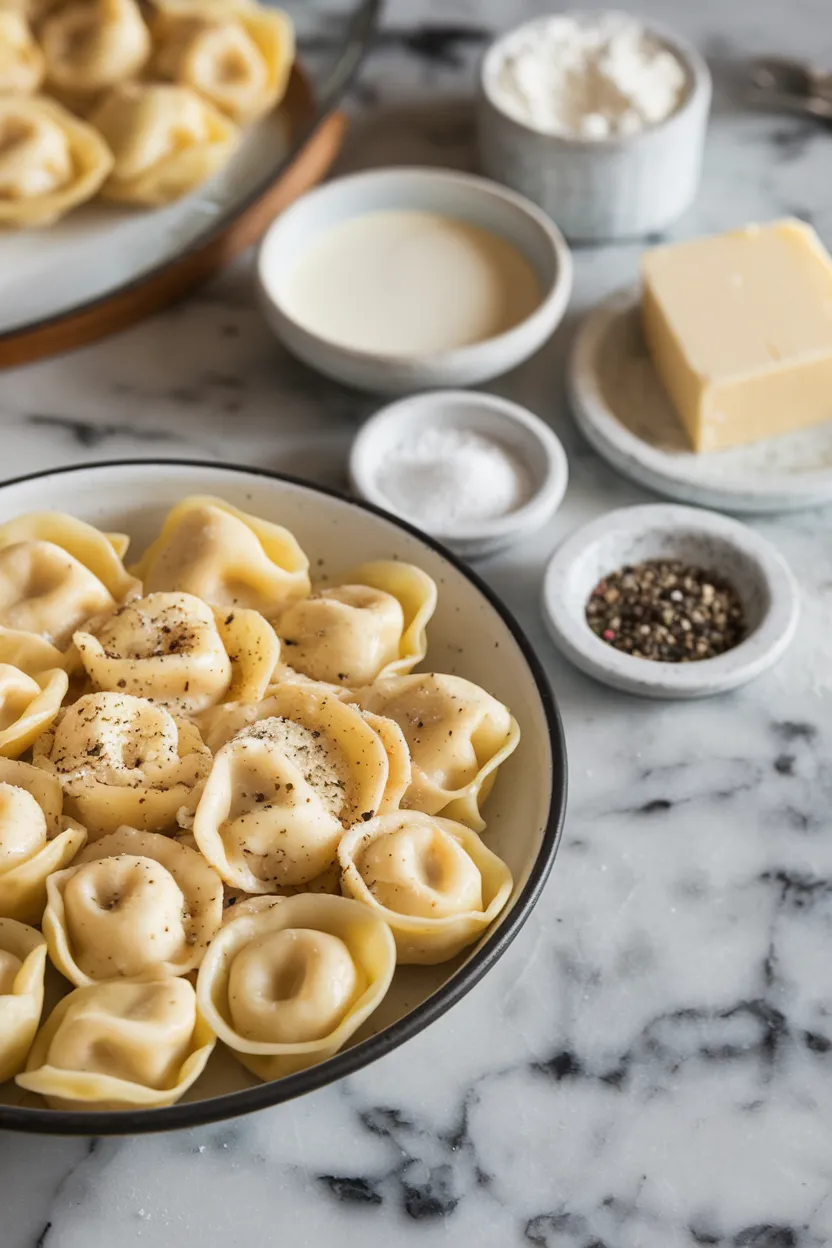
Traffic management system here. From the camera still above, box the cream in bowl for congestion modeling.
[257,167,572,393]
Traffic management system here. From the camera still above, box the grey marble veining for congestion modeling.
[4,1,832,1245]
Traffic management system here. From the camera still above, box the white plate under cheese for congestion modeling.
[568,286,832,514]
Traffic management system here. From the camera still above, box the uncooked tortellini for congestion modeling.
[89,82,238,207]
[44,826,223,985]
[73,591,279,714]
[0,917,46,1082]
[339,811,513,964]
[132,495,310,615]
[0,759,86,923]
[151,2,293,124]
[17,978,215,1109]
[0,95,112,227]
[34,692,212,838]
[355,674,520,831]
[0,12,44,93]
[193,684,391,890]
[0,511,139,647]
[197,893,395,1080]
[275,560,437,688]
[40,0,151,98]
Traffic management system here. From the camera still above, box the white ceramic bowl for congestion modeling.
[0,459,566,1135]
[542,504,799,698]
[256,167,573,393]
[478,13,712,242]
[349,390,569,558]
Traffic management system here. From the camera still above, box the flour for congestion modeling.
[377,426,532,530]
[488,12,687,140]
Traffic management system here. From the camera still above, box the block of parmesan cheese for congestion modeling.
[641,219,832,452]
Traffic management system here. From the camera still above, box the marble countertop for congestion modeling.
[5,1,832,1244]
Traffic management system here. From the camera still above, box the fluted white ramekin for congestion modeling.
[477,14,712,243]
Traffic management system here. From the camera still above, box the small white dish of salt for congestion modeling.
[349,390,568,557]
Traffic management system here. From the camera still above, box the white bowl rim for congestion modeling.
[0,458,567,1137]
[256,165,573,368]
[349,389,570,541]
[542,502,800,697]
[479,10,712,151]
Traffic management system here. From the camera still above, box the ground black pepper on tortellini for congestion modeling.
[0,497,518,1111]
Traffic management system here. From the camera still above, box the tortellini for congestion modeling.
[88,82,238,207]
[0,759,86,923]
[0,511,139,647]
[0,95,112,226]
[193,683,391,890]
[0,917,46,1082]
[197,893,395,1080]
[132,495,310,616]
[0,495,523,1110]
[40,0,151,99]
[33,692,212,838]
[0,11,44,93]
[355,674,520,832]
[0,626,68,758]
[44,826,223,985]
[275,561,437,688]
[73,591,279,714]
[16,977,215,1109]
[151,1,293,124]
[339,812,513,964]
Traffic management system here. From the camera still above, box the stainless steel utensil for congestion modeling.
[745,55,832,122]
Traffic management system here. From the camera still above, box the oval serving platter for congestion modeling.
[0,0,380,369]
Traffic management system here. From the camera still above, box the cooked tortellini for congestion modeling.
[0,625,69,761]
[0,0,61,20]
[0,759,86,922]
[16,977,215,1109]
[73,591,279,714]
[0,95,112,227]
[44,826,223,985]
[88,81,238,206]
[358,709,411,814]
[0,665,67,760]
[0,511,139,647]
[40,0,151,98]
[0,11,44,93]
[355,674,520,832]
[132,495,310,615]
[275,561,437,689]
[151,2,293,124]
[34,692,212,838]
[0,917,47,1081]
[197,893,395,1080]
[0,495,523,1110]
[193,683,391,890]
[339,812,513,964]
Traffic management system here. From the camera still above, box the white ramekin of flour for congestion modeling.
[478,11,712,242]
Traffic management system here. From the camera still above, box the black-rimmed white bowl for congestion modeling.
[0,460,566,1135]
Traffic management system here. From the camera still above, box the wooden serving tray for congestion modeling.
[0,65,347,370]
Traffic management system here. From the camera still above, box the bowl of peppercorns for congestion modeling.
[541,503,799,698]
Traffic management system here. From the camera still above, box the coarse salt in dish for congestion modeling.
[377,426,532,530]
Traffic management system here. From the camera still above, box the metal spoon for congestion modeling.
[744,55,832,122]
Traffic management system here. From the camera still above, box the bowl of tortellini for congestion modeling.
[0,459,566,1133]
[0,0,298,225]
